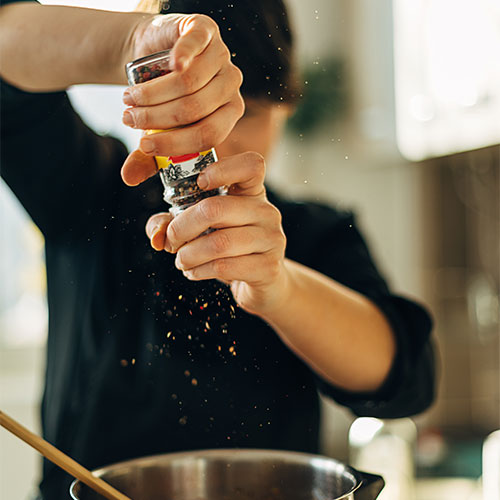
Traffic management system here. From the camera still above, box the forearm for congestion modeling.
[261,259,396,393]
[0,3,151,91]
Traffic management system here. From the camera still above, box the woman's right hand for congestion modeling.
[121,13,244,187]
[0,4,243,188]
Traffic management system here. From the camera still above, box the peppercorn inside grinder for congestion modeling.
[125,49,226,216]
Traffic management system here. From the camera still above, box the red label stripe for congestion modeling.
[169,152,199,163]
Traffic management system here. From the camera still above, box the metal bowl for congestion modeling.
[70,448,384,500]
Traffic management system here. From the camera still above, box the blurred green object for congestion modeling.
[286,58,345,136]
[417,437,483,479]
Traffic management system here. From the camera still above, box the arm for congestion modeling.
[139,152,399,395]
[1,1,243,236]
[261,258,396,392]
[0,2,145,90]
[0,2,243,154]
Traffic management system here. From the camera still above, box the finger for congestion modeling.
[175,226,274,271]
[197,151,266,196]
[182,253,280,285]
[122,65,241,131]
[172,14,220,72]
[167,196,282,251]
[121,149,158,186]
[138,98,244,156]
[124,36,232,107]
[145,212,173,251]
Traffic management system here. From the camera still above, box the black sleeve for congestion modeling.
[276,196,436,418]
[0,0,33,5]
[0,0,131,239]
[316,295,436,419]
[0,77,130,239]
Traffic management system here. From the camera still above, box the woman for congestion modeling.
[0,0,434,498]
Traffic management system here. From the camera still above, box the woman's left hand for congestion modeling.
[145,152,289,315]
[146,152,399,393]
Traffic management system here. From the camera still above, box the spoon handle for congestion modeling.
[0,410,132,500]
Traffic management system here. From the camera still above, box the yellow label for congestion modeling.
[145,129,212,170]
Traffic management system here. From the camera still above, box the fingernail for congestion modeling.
[123,89,135,106]
[122,110,135,127]
[150,227,162,251]
[197,173,208,189]
[150,224,160,238]
[140,138,155,154]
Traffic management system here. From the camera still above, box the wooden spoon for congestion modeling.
[0,410,132,500]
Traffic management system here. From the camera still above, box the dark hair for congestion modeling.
[162,0,300,104]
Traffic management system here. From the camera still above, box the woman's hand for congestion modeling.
[143,152,396,393]
[0,3,244,138]
[144,152,290,316]
[121,14,244,187]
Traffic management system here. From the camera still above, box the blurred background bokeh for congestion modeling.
[1,0,499,499]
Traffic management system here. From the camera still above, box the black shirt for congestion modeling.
[0,9,434,499]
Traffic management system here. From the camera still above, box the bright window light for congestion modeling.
[349,418,384,448]
[40,0,139,10]
[393,0,500,161]
[40,0,144,150]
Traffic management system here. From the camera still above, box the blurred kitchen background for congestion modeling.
[1,0,499,499]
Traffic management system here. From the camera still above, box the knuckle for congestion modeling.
[269,203,282,224]
[279,229,287,249]
[134,85,148,104]
[179,70,196,94]
[175,251,185,269]
[246,151,266,178]
[185,266,197,279]
[195,13,216,28]
[274,227,287,251]
[263,253,280,280]
[220,44,231,63]
[233,92,245,119]
[260,202,281,225]
[210,231,231,255]
[197,122,217,150]
[166,219,181,246]
[181,95,203,123]
[213,258,229,275]
[196,14,220,36]
[198,197,223,223]
[135,107,148,129]
[232,64,244,87]
[256,202,269,221]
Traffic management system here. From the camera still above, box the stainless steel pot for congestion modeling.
[70,449,384,500]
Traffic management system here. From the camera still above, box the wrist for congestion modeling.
[124,14,156,64]
[0,5,154,90]
[104,12,154,85]
[253,259,295,321]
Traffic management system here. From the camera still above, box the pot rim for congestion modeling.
[70,448,368,500]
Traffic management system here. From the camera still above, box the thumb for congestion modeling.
[169,14,219,71]
[138,14,218,72]
[121,149,158,186]
[146,212,174,251]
